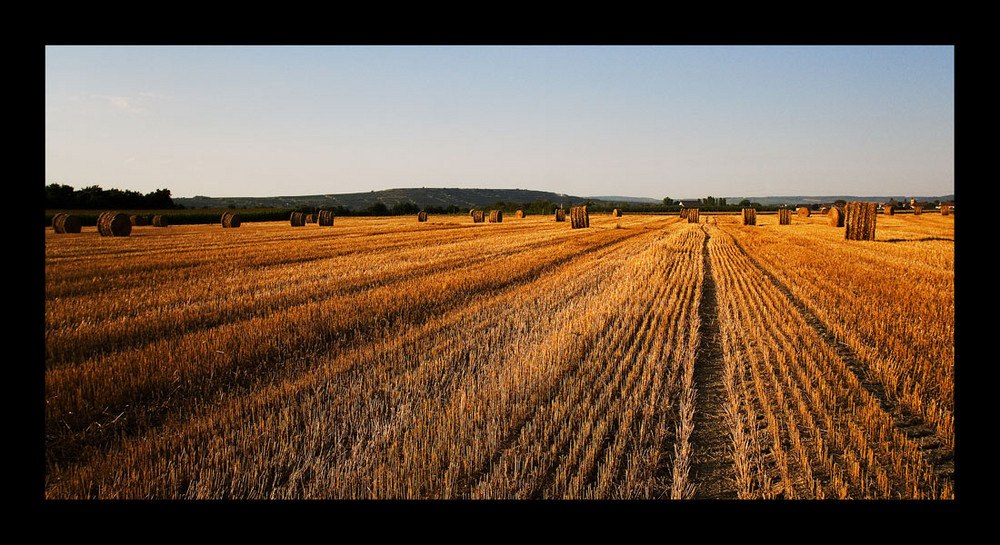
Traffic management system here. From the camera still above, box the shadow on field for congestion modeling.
[881,237,954,243]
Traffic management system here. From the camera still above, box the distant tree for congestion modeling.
[738,199,751,207]
[390,201,420,215]
[365,202,389,216]
[662,197,674,206]
[45,184,76,208]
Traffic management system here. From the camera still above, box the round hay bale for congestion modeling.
[796,207,811,217]
[742,208,756,226]
[306,214,316,223]
[290,211,306,226]
[417,211,428,222]
[488,209,503,223]
[317,210,335,226]
[221,211,241,228]
[687,208,700,223]
[472,209,485,223]
[913,205,924,216]
[554,209,566,222]
[51,213,66,232]
[828,206,844,227]
[778,208,792,225]
[52,213,82,233]
[844,201,877,241]
[152,215,169,227]
[130,215,150,226]
[98,211,132,237]
[612,208,622,217]
[680,208,689,219]
[515,210,525,218]
[570,206,589,229]
[883,204,895,215]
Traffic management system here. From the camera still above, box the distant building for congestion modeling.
[678,200,701,208]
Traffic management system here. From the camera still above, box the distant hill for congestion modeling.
[172,188,955,211]
[723,195,955,206]
[176,188,620,211]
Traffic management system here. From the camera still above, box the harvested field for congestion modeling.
[43,212,954,500]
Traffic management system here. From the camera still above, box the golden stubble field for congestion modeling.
[43,210,955,499]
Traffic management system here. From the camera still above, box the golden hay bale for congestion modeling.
[828,206,844,227]
[844,201,877,241]
[797,207,811,217]
[98,211,132,237]
[741,208,756,226]
[52,213,82,234]
[570,206,589,229]
[489,209,503,223]
[305,214,316,223]
[472,209,485,223]
[317,210,335,226]
[612,208,622,217]
[940,205,951,216]
[680,208,689,219]
[778,208,792,225]
[554,209,566,222]
[417,211,428,222]
[221,211,241,228]
[913,205,924,216]
[515,209,525,218]
[130,215,150,226]
[152,215,169,227]
[290,211,306,226]
[687,208,700,223]
[883,204,894,215]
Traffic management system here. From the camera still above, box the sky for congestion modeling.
[44,45,955,200]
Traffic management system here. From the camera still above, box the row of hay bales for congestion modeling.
[290,210,342,227]
[742,203,876,240]
[51,212,169,234]
[680,208,701,222]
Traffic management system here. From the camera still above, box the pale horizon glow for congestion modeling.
[45,45,955,200]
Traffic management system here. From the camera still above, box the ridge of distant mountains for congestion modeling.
[172,188,954,210]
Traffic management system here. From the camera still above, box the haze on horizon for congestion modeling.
[45,45,955,200]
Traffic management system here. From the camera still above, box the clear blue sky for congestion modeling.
[45,45,954,199]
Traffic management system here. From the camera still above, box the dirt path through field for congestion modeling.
[688,224,738,499]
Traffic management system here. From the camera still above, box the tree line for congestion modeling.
[46,184,181,210]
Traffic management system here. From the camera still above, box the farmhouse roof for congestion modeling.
[678,200,701,207]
